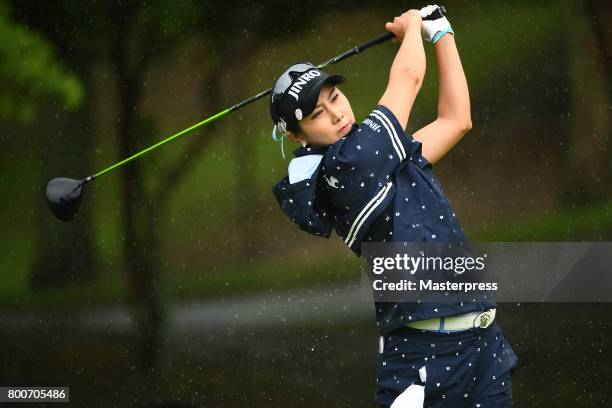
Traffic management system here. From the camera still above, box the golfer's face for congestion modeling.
[299,83,355,146]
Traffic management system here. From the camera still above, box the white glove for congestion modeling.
[419,4,454,44]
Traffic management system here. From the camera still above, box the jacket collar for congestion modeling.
[292,124,360,158]
[292,144,330,158]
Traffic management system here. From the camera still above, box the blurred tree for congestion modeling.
[107,0,371,376]
[107,0,374,385]
[0,0,83,122]
[2,0,96,289]
[585,0,612,111]
[8,0,371,399]
[563,0,612,206]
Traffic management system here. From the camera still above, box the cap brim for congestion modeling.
[300,74,346,119]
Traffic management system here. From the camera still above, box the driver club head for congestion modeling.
[46,177,87,222]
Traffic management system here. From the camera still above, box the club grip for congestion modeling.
[359,5,446,51]
[359,32,395,51]
[423,5,446,21]
[315,5,447,67]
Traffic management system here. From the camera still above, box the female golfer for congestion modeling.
[270,5,517,407]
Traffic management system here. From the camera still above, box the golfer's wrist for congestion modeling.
[432,29,454,44]
[405,11,422,24]
[402,13,422,38]
[432,30,454,45]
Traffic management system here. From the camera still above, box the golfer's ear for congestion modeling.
[285,131,305,145]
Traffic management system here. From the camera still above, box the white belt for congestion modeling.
[406,308,496,332]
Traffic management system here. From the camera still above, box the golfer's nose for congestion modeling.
[329,106,343,122]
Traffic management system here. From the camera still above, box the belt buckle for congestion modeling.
[473,309,494,329]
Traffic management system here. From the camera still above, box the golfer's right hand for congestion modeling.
[385,10,422,43]
[420,4,454,43]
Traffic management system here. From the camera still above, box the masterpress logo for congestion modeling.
[360,242,612,303]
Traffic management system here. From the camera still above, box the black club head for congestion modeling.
[46,177,87,222]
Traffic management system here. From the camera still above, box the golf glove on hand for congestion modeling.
[419,4,453,44]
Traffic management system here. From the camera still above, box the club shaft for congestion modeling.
[93,108,232,178]
[90,6,445,180]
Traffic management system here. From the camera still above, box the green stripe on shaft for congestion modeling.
[93,107,232,178]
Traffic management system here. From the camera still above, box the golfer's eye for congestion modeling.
[311,111,322,119]
[332,94,338,102]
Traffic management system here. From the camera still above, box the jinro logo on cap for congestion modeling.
[288,70,321,101]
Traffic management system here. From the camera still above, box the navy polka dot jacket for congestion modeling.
[273,105,495,334]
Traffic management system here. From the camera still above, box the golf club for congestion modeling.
[45,6,446,222]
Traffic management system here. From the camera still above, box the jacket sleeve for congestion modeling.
[273,166,333,238]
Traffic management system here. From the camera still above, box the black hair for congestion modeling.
[286,121,303,135]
